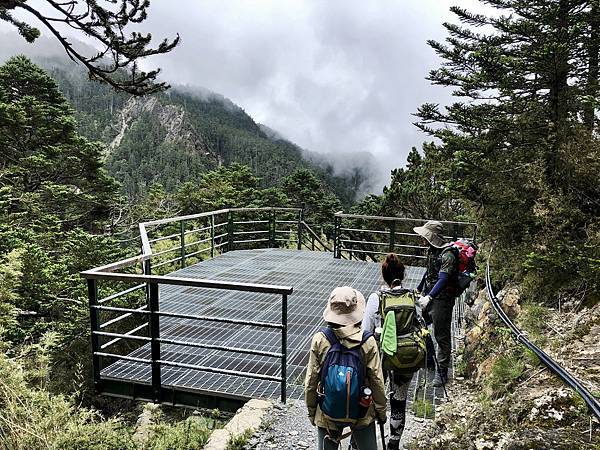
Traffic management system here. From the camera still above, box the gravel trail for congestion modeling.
[245,400,431,449]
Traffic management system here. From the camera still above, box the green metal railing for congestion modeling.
[332,212,478,264]
[139,207,306,273]
[83,207,304,405]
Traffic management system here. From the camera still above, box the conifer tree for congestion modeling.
[416,0,600,301]
[0,0,179,95]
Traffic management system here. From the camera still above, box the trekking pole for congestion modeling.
[379,420,386,450]
[430,350,449,399]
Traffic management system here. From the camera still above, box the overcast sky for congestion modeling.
[0,0,489,191]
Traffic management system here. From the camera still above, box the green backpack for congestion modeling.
[378,289,428,372]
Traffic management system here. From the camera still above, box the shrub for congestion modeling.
[146,417,213,450]
[0,353,135,449]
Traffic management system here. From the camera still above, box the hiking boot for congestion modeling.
[432,368,448,387]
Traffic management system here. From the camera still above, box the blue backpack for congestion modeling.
[318,327,374,422]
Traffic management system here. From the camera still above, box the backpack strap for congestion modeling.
[320,327,338,346]
[361,330,374,344]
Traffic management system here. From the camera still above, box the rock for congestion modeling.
[205,399,272,450]
[496,285,521,319]
[133,403,161,446]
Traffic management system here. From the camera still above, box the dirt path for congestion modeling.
[245,399,433,449]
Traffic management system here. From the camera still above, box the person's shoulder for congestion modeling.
[442,246,457,261]
[361,331,378,351]
[367,292,380,304]
[311,329,327,345]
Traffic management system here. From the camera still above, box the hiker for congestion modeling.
[414,220,457,388]
[305,286,387,450]
[362,254,427,450]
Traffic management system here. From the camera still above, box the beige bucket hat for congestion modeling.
[413,220,446,248]
[322,286,365,326]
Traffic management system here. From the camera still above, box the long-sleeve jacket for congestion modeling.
[304,323,386,429]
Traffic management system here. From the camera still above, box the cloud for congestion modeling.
[0,0,489,192]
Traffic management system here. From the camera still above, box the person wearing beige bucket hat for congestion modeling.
[413,220,458,388]
[305,286,386,450]
[322,286,366,325]
[413,220,446,249]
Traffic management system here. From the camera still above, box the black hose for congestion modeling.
[485,257,600,420]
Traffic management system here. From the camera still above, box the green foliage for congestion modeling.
[46,63,358,206]
[381,144,464,220]
[518,303,551,342]
[486,351,526,399]
[0,353,136,450]
[0,57,126,396]
[0,249,22,342]
[226,428,255,450]
[411,399,435,419]
[145,417,213,450]
[107,112,214,199]
[411,1,600,305]
[282,168,342,236]
[0,56,119,233]
[176,164,275,213]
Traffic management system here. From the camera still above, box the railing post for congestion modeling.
[297,208,303,251]
[87,278,102,393]
[180,220,186,268]
[281,293,288,403]
[333,215,341,259]
[143,259,151,276]
[228,210,234,252]
[148,282,161,403]
[389,220,396,253]
[453,223,459,241]
[210,214,215,258]
[269,208,275,248]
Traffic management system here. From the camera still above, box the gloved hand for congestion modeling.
[418,295,431,309]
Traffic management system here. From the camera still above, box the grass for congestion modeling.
[411,399,435,419]
[486,351,526,398]
[226,428,255,450]
[518,303,551,346]
[145,417,213,450]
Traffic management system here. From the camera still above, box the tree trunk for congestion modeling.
[547,0,571,186]
[584,0,600,131]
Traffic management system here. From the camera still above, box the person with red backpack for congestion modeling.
[304,286,387,450]
[413,220,477,388]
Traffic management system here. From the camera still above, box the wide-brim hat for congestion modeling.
[413,220,446,248]
[322,286,365,326]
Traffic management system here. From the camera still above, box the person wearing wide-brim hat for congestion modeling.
[413,220,457,388]
[304,286,386,450]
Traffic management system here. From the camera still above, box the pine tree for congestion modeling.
[416,1,600,302]
[0,56,119,236]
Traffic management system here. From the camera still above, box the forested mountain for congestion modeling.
[37,59,370,205]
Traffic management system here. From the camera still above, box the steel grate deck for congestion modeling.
[101,249,426,402]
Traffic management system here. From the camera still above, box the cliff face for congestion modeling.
[108,96,217,164]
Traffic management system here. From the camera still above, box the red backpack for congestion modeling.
[444,238,478,294]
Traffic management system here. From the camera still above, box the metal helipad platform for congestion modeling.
[100,249,426,406]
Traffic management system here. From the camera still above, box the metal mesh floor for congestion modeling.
[101,249,426,401]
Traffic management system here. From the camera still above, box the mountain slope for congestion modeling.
[38,59,368,205]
